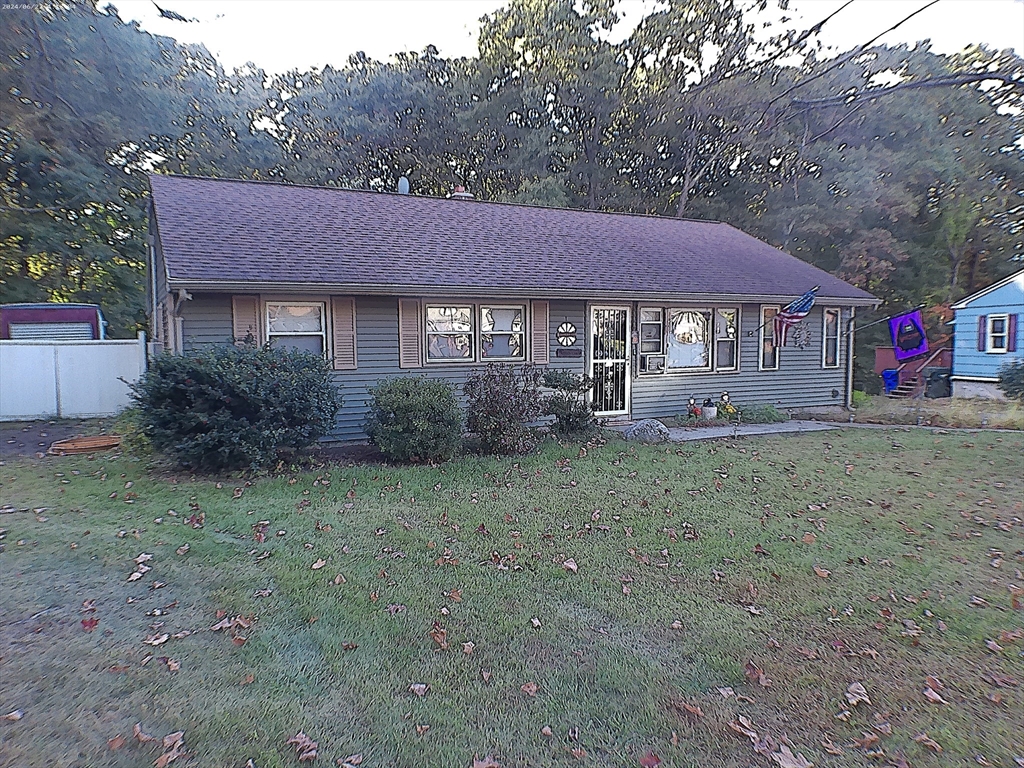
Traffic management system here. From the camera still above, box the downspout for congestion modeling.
[844,307,857,409]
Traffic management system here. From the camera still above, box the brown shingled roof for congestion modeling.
[149,174,876,304]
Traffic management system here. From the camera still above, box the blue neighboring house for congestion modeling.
[950,268,1024,399]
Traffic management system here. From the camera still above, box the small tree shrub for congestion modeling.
[997,359,1024,401]
[131,345,340,471]
[851,390,871,408]
[365,377,463,462]
[465,363,543,454]
[740,404,790,424]
[542,369,595,435]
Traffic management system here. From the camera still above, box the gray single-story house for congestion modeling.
[147,174,877,441]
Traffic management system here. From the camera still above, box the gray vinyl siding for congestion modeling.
[177,295,850,442]
[181,293,235,350]
[630,305,849,418]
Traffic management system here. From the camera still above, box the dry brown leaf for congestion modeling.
[286,731,319,762]
[133,723,158,743]
[162,731,185,750]
[521,681,539,697]
[472,755,501,768]
[853,732,880,750]
[728,715,758,741]
[639,752,662,768]
[770,745,813,768]
[744,661,772,687]
[410,683,429,697]
[175,544,189,555]
[311,558,326,570]
[845,682,871,706]
[481,669,492,683]
[541,726,553,737]
[333,574,346,585]
[462,642,475,655]
[985,639,1003,652]
[923,686,947,704]
[570,747,587,759]
[802,532,817,544]
[530,617,541,628]
[913,732,943,753]
[429,622,449,650]
[813,564,831,579]
[415,724,430,735]
[143,633,169,647]
[563,558,578,574]
[821,738,843,756]
[2,710,24,721]
[241,673,255,686]
[338,755,363,768]
[107,735,126,750]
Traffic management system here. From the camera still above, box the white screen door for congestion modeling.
[590,306,631,416]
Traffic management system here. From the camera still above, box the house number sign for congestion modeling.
[556,322,577,347]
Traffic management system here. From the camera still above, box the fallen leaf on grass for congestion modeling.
[107,735,125,750]
[462,642,475,654]
[2,710,24,721]
[157,656,181,672]
[415,724,430,735]
[241,674,255,686]
[541,726,553,737]
[639,752,661,767]
[821,738,843,755]
[570,747,587,759]
[744,661,772,687]
[530,617,541,628]
[728,715,758,741]
[286,731,318,762]
[143,633,169,646]
[175,544,189,555]
[813,565,831,578]
[853,732,880,750]
[133,723,158,743]
[675,700,704,720]
[232,635,247,646]
[770,745,813,768]
[481,670,492,683]
[128,572,143,582]
[985,639,1003,653]
[409,683,429,697]
[845,682,871,706]
[913,732,943,753]
[429,622,449,650]
[563,558,578,574]
[923,686,947,704]
[337,755,363,768]
[926,675,944,691]
[520,682,539,697]
[802,533,817,544]
[472,756,500,768]
[311,558,326,570]
[341,642,358,651]
[81,617,99,632]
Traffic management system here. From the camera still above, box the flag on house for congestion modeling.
[773,286,819,347]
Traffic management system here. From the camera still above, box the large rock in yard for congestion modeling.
[622,419,671,443]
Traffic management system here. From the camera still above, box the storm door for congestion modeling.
[589,306,631,417]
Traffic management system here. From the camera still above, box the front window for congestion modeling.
[760,306,780,370]
[666,309,712,370]
[639,308,664,354]
[988,314,1008,353]
[715,308,738,371]
[426,305,473,360]
[823,308,840,368]
[266,302,326,355]
[480,305,525,360]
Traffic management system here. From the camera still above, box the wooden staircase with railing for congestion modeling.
[874,346,952,399]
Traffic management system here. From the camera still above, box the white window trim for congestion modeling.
[422,301,529,364]
[714,307,740,372]
[265,300,328,358]
[479,304,527,362]
[759,305,781,371]
[986,313,1009,353]
[822,307,841,369]
[638,307,664,355]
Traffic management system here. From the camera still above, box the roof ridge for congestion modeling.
[148,172,727,226]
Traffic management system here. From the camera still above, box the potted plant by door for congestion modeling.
[701,397,718,421]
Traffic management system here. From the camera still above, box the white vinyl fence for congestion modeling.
[0,333,147,420]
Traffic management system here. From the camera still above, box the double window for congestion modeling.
[987,314,1009,353]
[266,302,327,355]
[425,303,526,362]
[638,306,738,373]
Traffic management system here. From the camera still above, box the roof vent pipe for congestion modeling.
[397,176,410,194]
[451,185,474,200]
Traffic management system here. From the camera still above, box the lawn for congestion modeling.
[0,429,1021,768]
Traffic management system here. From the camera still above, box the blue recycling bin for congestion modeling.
[881,369,899,393]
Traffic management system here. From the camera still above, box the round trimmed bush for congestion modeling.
[131,344,341,471]
[365,376,463,462]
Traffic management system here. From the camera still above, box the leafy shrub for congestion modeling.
[542,369,595,435]
[739,404,790,424]
[365,377,463,462]
[131,345,340,471]
[997,359,1024,401]
[465,363,543,455]
[851,390,871,407]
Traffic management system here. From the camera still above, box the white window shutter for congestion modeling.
[398,298,423,368]
[531,300,549,364]
[231,295,260,346]
[331,296,357,370]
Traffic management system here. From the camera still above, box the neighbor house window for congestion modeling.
[760,305,780,371]
[714,308,739,371]
[987,314,1009,353]
[426,305,473,360]
[266,302,327,355]
[666,309,712,370]
[480,305,525,360]
[822,308,841,368]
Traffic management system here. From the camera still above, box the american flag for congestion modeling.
[773,286,819,347]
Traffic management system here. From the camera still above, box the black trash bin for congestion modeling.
[925,370,951,399]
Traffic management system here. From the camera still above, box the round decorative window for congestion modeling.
[557,322,577,347]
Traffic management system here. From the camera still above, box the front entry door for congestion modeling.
[590,306,631,417]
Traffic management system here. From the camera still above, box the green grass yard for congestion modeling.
[0,429,1021,768]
